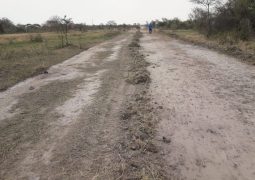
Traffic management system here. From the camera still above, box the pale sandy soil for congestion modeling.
[141,33,255,180]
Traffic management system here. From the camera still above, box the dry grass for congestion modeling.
[0,30,121,91]
[161,29,255,64]
[119,32,166,179]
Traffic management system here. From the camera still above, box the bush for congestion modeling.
[30,34,43,42]
[216,31,239,45]
[239,18,252,40]
[8,38,15,45]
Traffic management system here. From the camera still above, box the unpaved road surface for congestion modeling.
[0,32,136,179]
[1,31,255,180]
[142,33,255,180]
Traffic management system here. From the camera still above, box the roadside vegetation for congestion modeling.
[156,0,255,63]
[0,16,128,91]
[0,31,121,91]
[162,29,255,64]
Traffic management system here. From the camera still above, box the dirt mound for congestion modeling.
[126,33,151,85]
[117,31,166,179]
[128,41,140,48]
[127,70,150,84]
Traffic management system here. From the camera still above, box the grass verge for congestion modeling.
[161,29,255,65]
[0,30,121,91]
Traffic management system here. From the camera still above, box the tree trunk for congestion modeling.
[65,24,68,46]
[207,4,211,37]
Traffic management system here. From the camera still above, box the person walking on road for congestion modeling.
[148,23,153,34]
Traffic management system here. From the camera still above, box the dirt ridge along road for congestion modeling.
[117,32,166,179]
[141,32,255,180]
[0,31,147,179]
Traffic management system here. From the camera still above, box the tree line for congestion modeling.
[157,0,255,41]
[0,16,132,34]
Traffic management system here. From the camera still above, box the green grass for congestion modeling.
[0,30,121,91]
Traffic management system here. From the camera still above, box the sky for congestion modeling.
[0,0,196,25]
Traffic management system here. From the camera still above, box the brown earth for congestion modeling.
[1,30,255,180]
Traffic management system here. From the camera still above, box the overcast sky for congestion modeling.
[0,0,196,25]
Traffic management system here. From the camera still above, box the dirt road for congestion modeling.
[0,32,136,179]
[142,33,255,180]
[0,31,255,180]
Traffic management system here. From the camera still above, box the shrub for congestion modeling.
[239,18,252,40]
[8,38,15,45]
[217,31,239,45]
[30,34,43,42]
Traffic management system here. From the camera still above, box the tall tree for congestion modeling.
[0,23,4,34]
[0,18,16,33]
[45,16,62,32]
[61,15,72,45]
[190,0,220,36]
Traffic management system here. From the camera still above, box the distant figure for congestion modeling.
[148,23,153,34]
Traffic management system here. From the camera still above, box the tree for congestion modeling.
[16,24,26,33]
[106,20,117,30]
[233,0,253,40]
[75,23,86,32]
[0,23,4,34]
[190,0,220,36]
[189,8,208,32]
[44,15,72,47]
[44,16,64,47]
[0,18,16,33]
[214,0,254,40]
[61,15,72,45]
[25,24,41,33]
[45,16,62,32]
[107,20,117,26]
